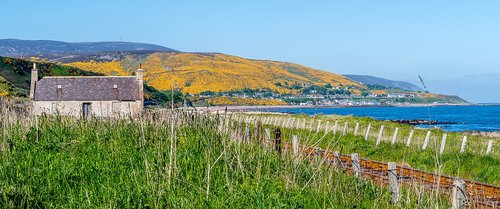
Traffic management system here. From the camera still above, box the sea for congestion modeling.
[262,105,500,132]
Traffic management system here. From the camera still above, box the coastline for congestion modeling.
[194,104,499,136]
[200,102,478,112]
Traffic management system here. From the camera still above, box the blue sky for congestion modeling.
[1,0,500,102]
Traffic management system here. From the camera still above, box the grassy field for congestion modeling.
[0,108,450,208]
[236,113,500,185]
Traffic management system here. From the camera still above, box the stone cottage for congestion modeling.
[30,63,144,117]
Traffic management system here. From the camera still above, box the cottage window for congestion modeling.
[82,103,91,118]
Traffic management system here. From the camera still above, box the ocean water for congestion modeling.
[264,105,500,132]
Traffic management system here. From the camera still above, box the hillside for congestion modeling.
[0,39,468,105]
[344,74,424,92]
[0,56,100,97]
[0,39,176,58]
[63,51,361,94]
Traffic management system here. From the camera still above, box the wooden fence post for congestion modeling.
[406,129,414,147]
[439,133,447,155]
[486,140,493,155]
[354,122,359,135]
[351,153,360,178]
[324,121,330,133]
[309,120,314,131]
[292,135,299,156]
[460,136,467,153]
[274,128,282,157]
[217,117,223,132]
[334,151,341,168]
[255,121,262,142]
[224,117,229,134]
[365,124,371,140]
[422,131,431,150]
[452,179,466,209]
[265,128,271,145]
[333,121,338,135]
[238,121,243,139]
[286,118,292,128]
[343,122,348,135]
[376,125,385,146]
[302,118,306,129]
[244,125,251,142]
[388,162,399,204]
[391,127,399,145]
[316,120,322,133]
[230,120,235,135]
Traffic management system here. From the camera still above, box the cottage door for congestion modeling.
[82,103,91,118]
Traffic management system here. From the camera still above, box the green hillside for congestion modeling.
[0,56,100,97]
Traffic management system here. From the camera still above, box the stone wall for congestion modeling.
[32,100,142,118]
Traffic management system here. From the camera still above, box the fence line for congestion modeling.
[220,114,499,208]
[232,114,497,157]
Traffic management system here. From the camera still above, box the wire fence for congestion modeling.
[223,113,500,208]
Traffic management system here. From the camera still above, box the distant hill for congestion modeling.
[344,74,424,92]
[0,39,176,57]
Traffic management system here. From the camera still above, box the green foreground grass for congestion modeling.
[0,114,448,208]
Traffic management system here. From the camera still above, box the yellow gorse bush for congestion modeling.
[370,90,386,95]
[67,61,128,76]
[65,52,360,94]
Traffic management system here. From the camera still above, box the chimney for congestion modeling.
[136,64,144,108]
[136,64,144,81]
[30,63,38,100]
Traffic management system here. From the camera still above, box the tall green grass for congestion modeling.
[0,111,448,208]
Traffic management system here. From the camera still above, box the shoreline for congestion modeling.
[199,102,483,112]
[193,104,500,136]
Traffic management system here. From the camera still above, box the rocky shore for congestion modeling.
[388,119,459,125]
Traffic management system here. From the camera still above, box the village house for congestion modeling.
[30,63,144,117]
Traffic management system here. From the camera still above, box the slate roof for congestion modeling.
[34,76,141,101]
